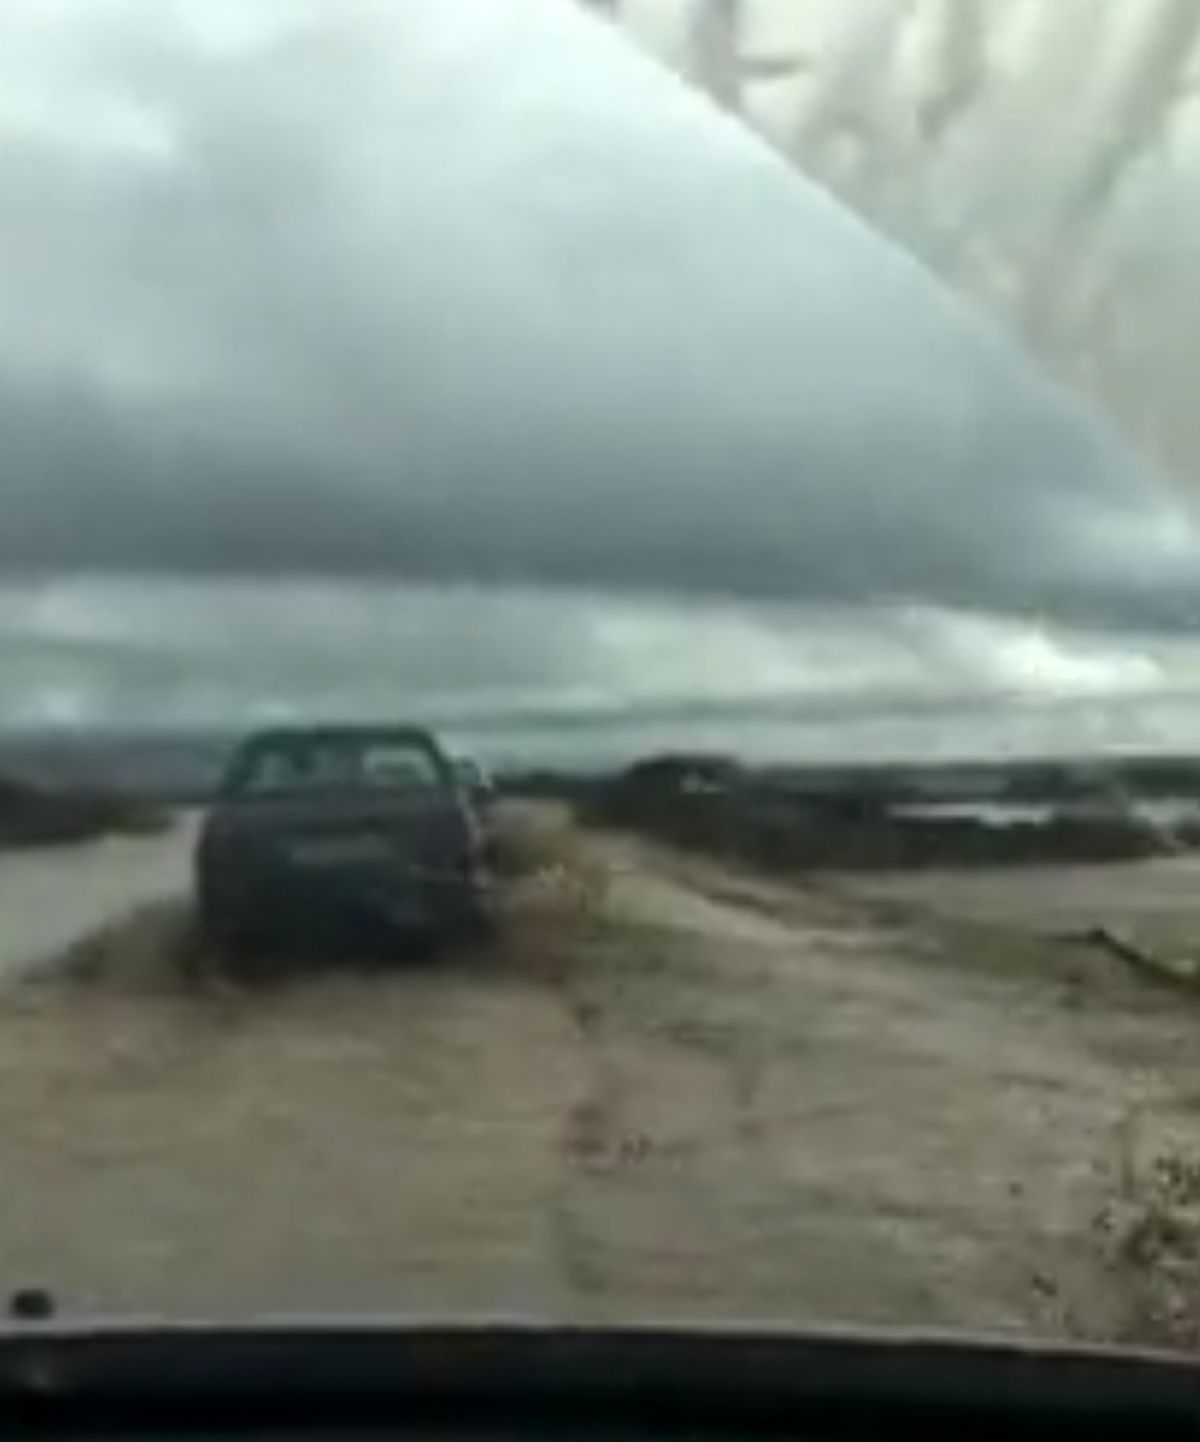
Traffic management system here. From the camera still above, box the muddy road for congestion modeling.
[0,805,1198,1346]
[0,814,195,977]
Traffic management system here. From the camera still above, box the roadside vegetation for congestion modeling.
[0,772,168,849]
[580,753,1180,872]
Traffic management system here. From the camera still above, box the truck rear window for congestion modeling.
[228,736,444,797]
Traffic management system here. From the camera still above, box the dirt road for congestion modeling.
[0,806,1197,1346]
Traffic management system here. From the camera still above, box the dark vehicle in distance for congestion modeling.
[196,725,493,957]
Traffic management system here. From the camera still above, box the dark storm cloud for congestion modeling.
[1,0,1199,630]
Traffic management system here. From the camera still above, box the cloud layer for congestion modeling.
[4,575,1198,762]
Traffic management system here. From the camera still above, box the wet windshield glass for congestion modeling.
[2,0,1200,1361]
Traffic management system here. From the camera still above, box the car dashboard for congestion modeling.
[0,1321,1198,1441]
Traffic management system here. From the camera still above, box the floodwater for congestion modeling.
[0,806,1197,1345]
[0,816,195,977]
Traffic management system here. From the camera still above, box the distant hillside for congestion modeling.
[0,731,235,804]
[0,773,168,848]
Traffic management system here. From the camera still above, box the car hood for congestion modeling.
[0,1318,1195,1431]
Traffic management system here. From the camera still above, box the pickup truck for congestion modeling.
[196,724,493,959]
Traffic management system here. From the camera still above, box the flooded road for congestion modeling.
[0,807,1197,1346]
[839,853,1200,963]
[0,816,193,976]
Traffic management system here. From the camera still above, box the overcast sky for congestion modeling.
[3,0,1200,755]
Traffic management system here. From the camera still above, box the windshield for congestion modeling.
[2,0,1200,1363]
